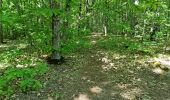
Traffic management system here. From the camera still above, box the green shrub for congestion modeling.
[61,39,92,53]
[0,63,48,98]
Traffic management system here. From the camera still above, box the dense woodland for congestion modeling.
[0,0,170,99]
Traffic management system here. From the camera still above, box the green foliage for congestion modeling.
[19,78,42,92]
[1,0,170,55]
[127,42,155,55]
[128,43,141,51]
[97,36,133,51]
[0,63,48,98]
[0,0,170,99]
[97,38,118,50]
[96,36,155,55]
[51,92,63,100]
[31,31,52,53]
[61,38,92,54]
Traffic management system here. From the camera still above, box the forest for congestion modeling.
[0,0,170,100]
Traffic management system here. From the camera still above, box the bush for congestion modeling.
[0,63,48,98]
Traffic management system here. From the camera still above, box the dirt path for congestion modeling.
[11,37,170,100]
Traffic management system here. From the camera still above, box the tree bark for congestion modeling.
[50,0,61,60]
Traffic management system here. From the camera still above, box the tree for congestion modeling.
[48,0,63,64]
[63,0,71,40]
[0,0,3,44]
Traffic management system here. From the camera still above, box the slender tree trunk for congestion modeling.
[0,0,3,44]
[78,0,82,33]
[63,0,71,40]
[85,0,89,29]
[0,20,3,44]
[79,0,82,19]
[50,0,61,60]
[149,7,160,41]
[65,0,71,27]
[103,1,108,36]
[89,0,95,31]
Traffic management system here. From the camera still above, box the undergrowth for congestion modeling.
[96,36,159,55]
[0,62,48,99]
[0,41,48,99]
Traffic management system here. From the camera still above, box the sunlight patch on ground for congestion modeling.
[90,86,102,94]
[101,57,111,64]
[16,62,37,68]
[0,41,28,50]
[116,84,131,89]
[0,45,10,48]
[96,51,107,55]
[148,54,170,72]
[48,96,54,100]
[99,53,127,71]
[120,88,142,100]
[16,64,29,68]
[149,54,170,66]
[98,52,130,71]
[74,94,90,100]
[18,43,28,49]
[90,40,97,45]
[0,63,10,69]
[153,54,170,67]
[152,68,164,74]
[101,63,115,71]
[112,53,126,60]
[14,56,39,68]
[81,76,93,83]
[100,56,117,71]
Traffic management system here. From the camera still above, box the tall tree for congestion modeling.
[0,0,3,44]
[77,0,83,33]
[49,0,62,62]
[63,0,71,40]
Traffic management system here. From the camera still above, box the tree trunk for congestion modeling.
[79,0,82,19]
[78,0,82,32]
[50,0,61,60]
[0,0,3,44]
[85,0,89,28]
[63,0,71,40]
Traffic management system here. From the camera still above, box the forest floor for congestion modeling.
[2,34,170,100]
